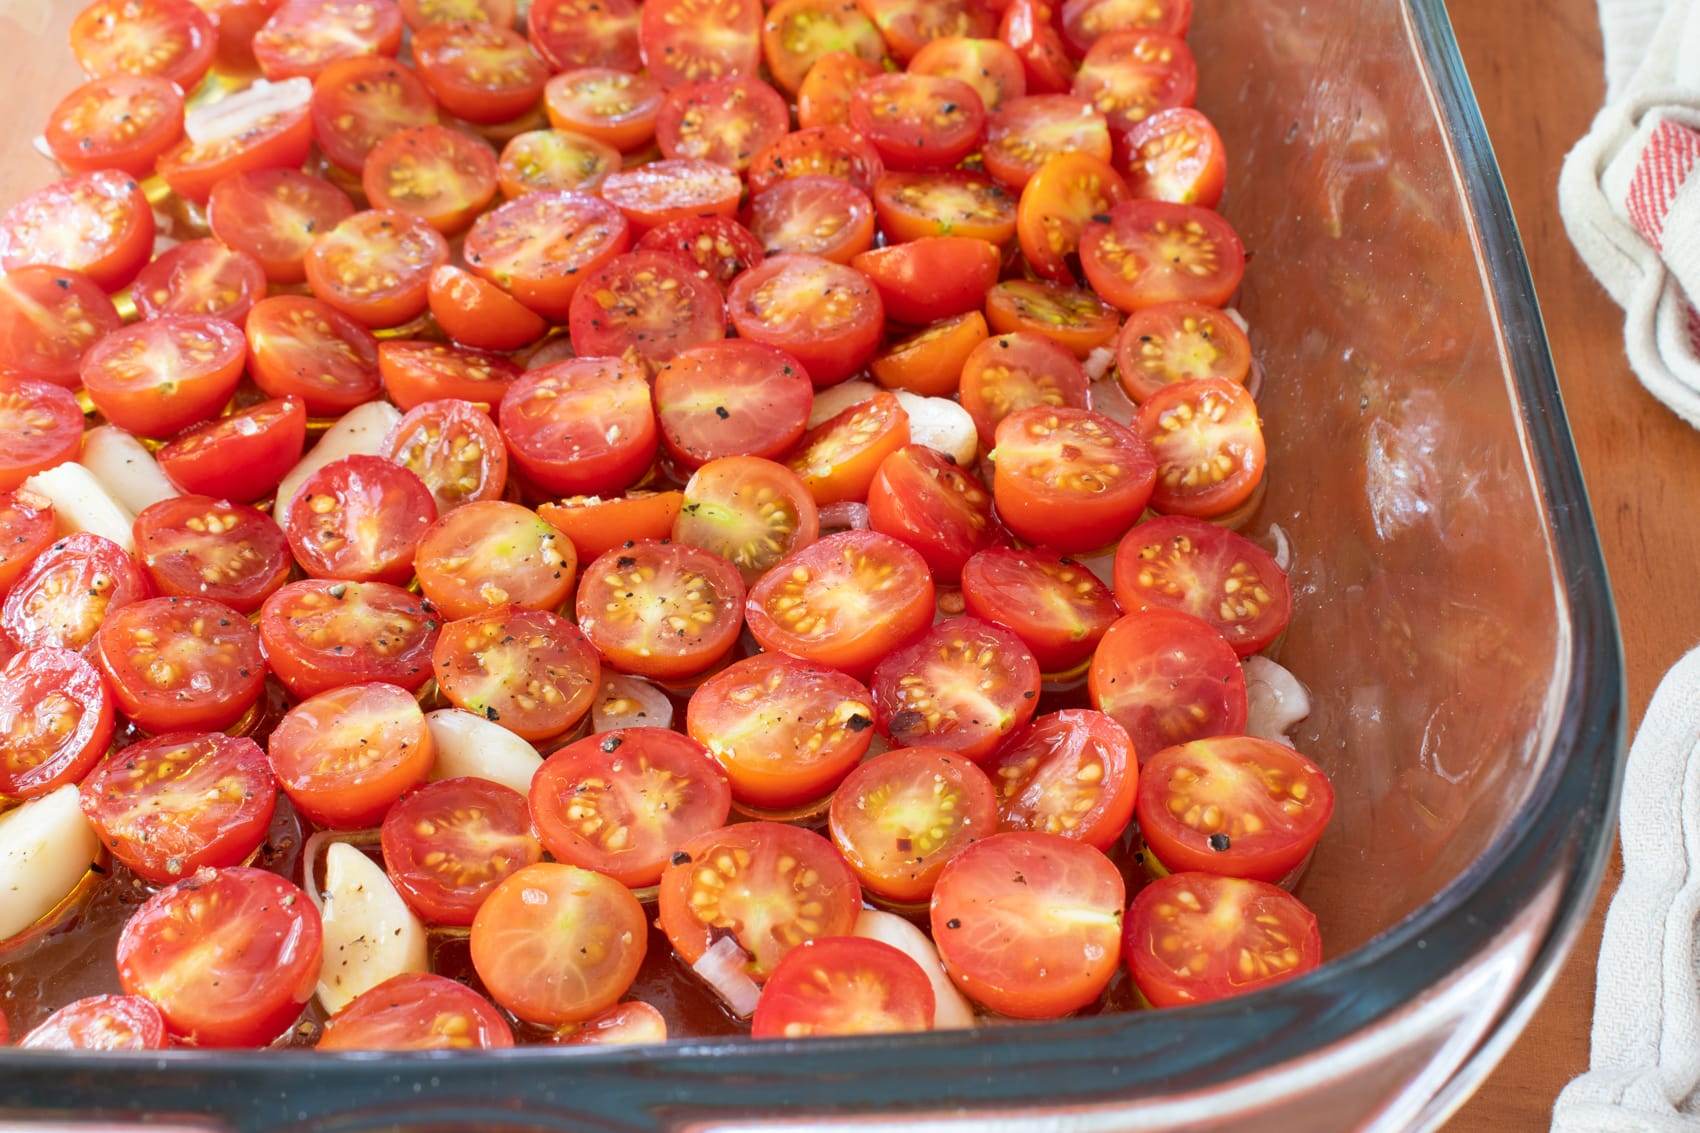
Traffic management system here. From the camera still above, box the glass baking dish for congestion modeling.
[0,0,1624,1129]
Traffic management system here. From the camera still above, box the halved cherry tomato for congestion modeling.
[95,596,264,733]
[673,456,820,583]
[766,2,884,96]
[529,0,641,72]
[0,646,115,799]
[363,124,500,233]
[567,250,726,368]
[747,177,877,264]
[0,269,122,389]
[959,330,1089,446]
[1121,107,1225,208]
[788,391,911,505]
[543,68,664,152]
[1112,515,1290,656]
[686,652,874,809]
[434,606,600,738]
[318,972,515,1051]
[208,169,357,285]
[258,579,439,697]
[859,0,991,61]
[728,254,884,388]
[930,830,1123,1017]
[0,170,153,292]
[80,316,246,438]
[0,380,86,489]
[992,406,1156,551]
[658,821,861,978]
[998,0,1073,94]
[635,215,765,291]
[657,77,788,172]
[155,397,307,503]
[1135,377,1265,518]
[381,776,542,924]
[192,0,280,75]
[305,208,449,328]
[80,732,277,884]
[383,398,508,514]
[281,455,436,584]
[0,490,56,599]
[829,746,997,902]
[269,680,433,827]
[1137,735,1334,882]
[575,540,745,681]
[796,51,884,128]
[552,1000,667,1046]
[602,159,742,232]
[253,0,405,81]
[871,615,1039,758]
[537,491,683,563]
[1087,608,1246,760]
[849,73,986,172]
[745,530,934,678]
[497,128,620,199]
[910,36,1026,111]
[311,56,440,173]
[414,21,548,124]
[245,295,382,415]
[46,75,184,178]
[116,867,322,1047]
[983,93,1110,189]
[748,125,885,196]
[1017,152,1129,283]
[472,862,648,1024]
[133,497,291,615]
[985,278,1120,356]
[2,534,152,654]
[872,311,989,396]
[873,171,1018,247]
[867,445,997,581]
[1123,872,1321,1007]
[498,357,656,496]
[132,240,267,324]
[752,936,934,1037]
[156,95,315,204]
[20,995,168,1052]
[1115,301,1250,402]
[1071,30,1194,132]
[380,338,521,410]
[531,727,731,887]
[986,708,1136,847]
[1061,0,1190,56]
[415,500,575,620]
[640,0,762,88]
[1080,200,1245,311]
[655,342,813,468]
[71,0,217,91]
[465,190,630,317]
[961,545,1119,672]
[853,237,1000,325]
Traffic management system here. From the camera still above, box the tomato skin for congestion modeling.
[1136,377,1266,518]
[849,73,987,172]
[567,250,727,369]
[79,731,278,884]
[788,391,911,506]
[498,357,657,497]
[46,75,184,178]
[986,708,1137,848]
[1016,151,1130,284]
[1136,736,1335,882]
[529,0,642,72]
[728,254,885,388]
[311,56,440,174]
[829,746,998,902]
[851,237,1001,325]
[363,124,501,234]
[426,266,546,354]
[0,380,87,489]
[116,867,323,1047]
[282,455,437,585]
[745,530,935,679]
[318,972,515,1051]
[999,0,1074,94]
[531,727,732,887]
[80,316,247,438]
[1087,609,1247,760]
[155,397,307,504]
[1079,199,1246,312]
[635,215,765,292]
[655,342,814,468]
[866,444,998,582]
[870,615,1040,759]
[305,208,450,328]
[95,596,266,734]
[640,0,763,89]
[2,534,153,655]
[434,606,601,739]
[796,51,885,128]
[414,21,549,125]
[384,398,509,514]
[381,777,543,925]
[575,540,746,681]
[245,295,382,416]
[71,0,218,91]
[991,406,1156,552]
[0,490,57,600]
[464,190,631,318]
[752,936,935,1038]
[0,646,116,800]
[1124,872,1321,1007]
[253,0,405,81]
[1112,515,1291,657]
[537,492,684,564]
[748,125,885,197]
[960,545,1120,672]
[872,311,990,396]
[0,269,123,390]
[1114,301,1250,403]
[257,579,440,698]
[0,170,154,292]
[268,681,434,827]
[132,240,268,324]
[208,168,357,285]
[20,995,168,1051]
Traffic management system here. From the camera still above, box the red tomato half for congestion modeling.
[1135,376,1266,518]
[0,380,86,489]
[1124,872,1321,1007]
[1087,609,1246,760]
[311,56,440,174]
[80,316,246,438]
[305,208,449,328]
[765,4,883,97]
[909,36,1027,112]
[80,731,277,884]
[674,455,821,583]
[381,777,543,925]
[985,278,1120,356]
[380,338,521,410]
[576,541,745,681]
[0,170,153,292]
[1061,0,1191,55]
[745,176,876,265]
[1121,107,1225,208]
[828,746,997,902]
[318,972,515,1051]
[552,1000,667,1046]
[991,406,1156,552]
[543,67,664,152]
[414,21,548,125]
[796,51,884,128]
[498,357,656,496]
[498,128,621,199]
[281,455,436,584]
[1071,30,1194,133]
[133,497,291,615]
[984,708,1136,848]
[0,490,56,599]
[567,250,726,369]
[655,342,812,468]
[983,93,1110,190]
[866,445,997,582]
[849,73,986,172]
[727,254,884,387]
[601,160,743,232]
[640,0,762,89]
[245,295,382,416]
[258,579,440,697]
[0,647,115,799]
[529,0,641,72]
[208,169,356,285]
[635,215,765,291]
[383,398,508,515]
[46,75,184,178]
[71,0,217,91]
[930,831,1123,1017]
[2,534,152,654]
[464,190,630,318]
[959,331,1088,447]
[268,681,433,827]
[20,995,167,1052]
[117,867,323,1047]
[657,77,789,172]
[95,596,265,734]
[1079,200,1245,312]
[433,606,600,739]
[425,268,546,355]
[851,237,1001,325]
[858,0,991,61]
[537,491,684,563]
[253,0,405,81]
[132,240,268,324]
[751,936,934,1038]
[155,98,315,205]
[960,546,1120,672]
[747,125,885,197]
[0,269,122,390]
[998,0,1073,95]
[870,616,1039,759]
[1114,301,1251,403]
[364,124,500,234]
[1112,515,1291,656]
[155,397,307,503]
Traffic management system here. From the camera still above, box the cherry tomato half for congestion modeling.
[0,646,116,799]
[983,93,1110,190]
[788,391,912,506]
[960,329,1089,447]
[0,170,153,292]
[567,250,726,369]
[282,455,437,585]
[1135,377,1266,519]
[414,500,576,621]
[829,746,997,903]
[383,398,508,515]
[364,124,501,234]
[46,75,184,178]
[498,357,657,497]
[1087,609,1247,761]
[1114,301,1250,403]
[640,0,762,89]
[0,490,56,600]
[960,545,1120,672]
[434,606,600,740]
[991,406,1156,552]
[635,215,765,291]
[0,380,86,489]
[1112,515,1291,657]
[20,995,168,1052]
[728,254,884,388]
[852,237,1000,325]
[536,491,684,563]
[318,972,515,1051]
[576,540,745,681]
[80,316,246,438]
[155,396,307,503]
[253,0,405,81]
[311,55,440,174]
[1121,106,1225,208]
[751,936,934,1038]
[381,776,544,925]
[414,21,548,125]
[95,596,265,734]
[1079,199,1246,312]
[209,169,356,285]
[258,579,440,698]
[305,208,449,328]
[71,0,217,91]
[1071,29,1194,133]
[849,73,986,172]
[132,240,268,324]
[245,295,382,416]
[985,708,1136,848]
[866,445,997,583]
[2,534,152,654]
[766,3,883,96]
[465,190,630,318]
[0,269,122,390]
[268,680,433,827]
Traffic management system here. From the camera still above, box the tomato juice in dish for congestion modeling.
[0,0,1336,1051]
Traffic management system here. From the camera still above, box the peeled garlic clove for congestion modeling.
[892,391,977,466]
[22,462,135,552]
[0,785,101,942]
[1244,656,1312,746]
[315,842,427,1015]
[425,707,544,795]
[853,908,977,1029]
[81,425,179,516]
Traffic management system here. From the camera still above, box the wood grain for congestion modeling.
[1444,0,1700,1127]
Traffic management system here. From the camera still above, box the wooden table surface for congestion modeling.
[1443,1,1700,1128]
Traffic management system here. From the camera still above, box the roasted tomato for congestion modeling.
[1061,0,1191,55]
[0,647,116,799]
[728,254,885,387]
[870,616,1039,758]
[1070,30,1194,133]
[672,456,821,584]
[0,169,153,292]
[0,270,123,390]
[960,546,1120,672]
[985,709,1137,848]
[1114,301,1251,403]
[414,500,576,621]
[1079,200,1246,312]
[252,0,405,81]
[268,680,433,827]
[132,240,267,324]
[639,0,762,88]
[19,995,168,1052]
[748,125,885,197]
[766,3,884,96]
[537,491,685,564]
[94,596,265,734]
[849,73,986,172]
[959,330,1090,446]
[80,316,247,438]
[851,237,1001,325]
[575,540,745,681]
[635,215,766,291]
[498,357,657,497]
[0,380,87,489]
[657,77,789,172]
[655,342,814,468]
[383,398,509,515]
[70,0,217,91]
[257,579,440,698]
[433,607,600,740]
[601,159,743,232]
[414,21,548,125]
[318,973,514,1051]
[1087,609,1246,760]
[0,490,56,600]
[245,295,382,416]
[828,746,997,903]
[381,777,544,925]
[1112,515,1291,656]
[751,936,934,1037]
[208,168,356,285]
[1135,376,1265,519]
[497,128,621,199]
[311,56,440,174]
[789,391,911,506]
[281,455,436,585]
[871,311,990,397]
[860,0,991,61]
[872,170,1017,244]
[1016,151,1129,283]
[991,406,1155,552]
[45,75,183,178]
[567,250,726,369]
[304,208,450,328]
[381,341,521,414]
[363,124,500,234]
[2,534,152,654]
[796,51,884,128]
[528,0,641,72]
[866,445,997,582]
[465,190,630,317]
[155,397,307,504]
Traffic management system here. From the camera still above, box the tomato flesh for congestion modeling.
[1124,872,1321,1007]
[828,746,997,903]
[752,936,935,1038]
[95,596,265,734]
[991,406,1156,553]
[155,397,307,504]
[20,995,167,1052]
[318,972,514,1051]
[961,546,1121,673]
[0,646,116,799]
[1087,609,1247,761]
[268,681,434,828]
[381,777,544,925]
[1112,515,1292,657]
[414,499,577,621]
[575,540,746,681]
[984,708,1136,848]
[434,607,601,740]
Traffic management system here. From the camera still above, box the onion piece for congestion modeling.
[691,935,762,1018]
[1087,370,1138,427]
[273,400,401,518]
[1244,656,1312,746]
[892,391,976,466]
[425,707,544,794]
[0,785,101,942]
[23,461,135,552]
[1224,307,1249,333]
[81,425,180,516]
[806,380,879,428]
[1264,522,1292,572]
[818,500,870,534]
[183,77,311,147]
[853,908,977,1029]
[591,673,674,733]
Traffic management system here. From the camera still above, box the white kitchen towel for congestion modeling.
[1558,0,1700,428]
[1552,647,1700,1130]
